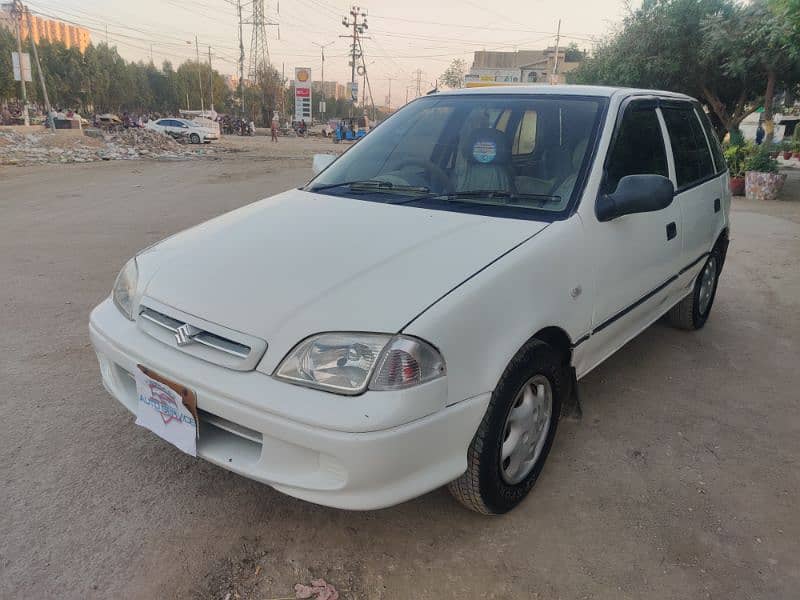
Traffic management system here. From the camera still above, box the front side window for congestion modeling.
[662,106,715,189]
[307,94,606,220]
[603,104,668,194]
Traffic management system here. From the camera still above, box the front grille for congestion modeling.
[140,307,251,359]
[136,299,268,371]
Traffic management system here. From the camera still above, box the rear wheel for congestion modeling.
[189,133,201,144]
[448,339,564,514]
[668,246,722,330]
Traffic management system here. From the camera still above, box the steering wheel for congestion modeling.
[394,159,453,194]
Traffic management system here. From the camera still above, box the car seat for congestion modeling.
[455,128,515,193]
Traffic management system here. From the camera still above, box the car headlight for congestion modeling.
[274,333,445,395]
[112,257,138,320]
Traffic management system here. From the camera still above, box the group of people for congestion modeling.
[1,102,50,125]
[219,116,256,136]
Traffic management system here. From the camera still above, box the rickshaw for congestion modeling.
[333,117,368,143]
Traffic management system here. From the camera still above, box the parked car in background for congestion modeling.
[91,85,729,514]
[146,118,219,144]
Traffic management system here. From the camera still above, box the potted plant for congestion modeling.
[781,140,793,160]
[724,144,747,195]
[744,148,785,201]
[793,139,800,159]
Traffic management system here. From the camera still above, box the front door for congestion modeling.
[573,99,682,377]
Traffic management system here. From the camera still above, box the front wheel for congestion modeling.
[448,339,564,514]
[189,133,201,144]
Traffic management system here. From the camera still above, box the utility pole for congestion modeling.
[11,0,29,126]
[237,0,245,118]
[551,19,561,85]
[341,5,368,115]
[313,41,334,121]
[384,76,394,111]
[414,69,422,98]
[105,24,108,44]
[25,7,54,131]
[150,44,153,64]
[195,36,204,114]
[208,45,214,111]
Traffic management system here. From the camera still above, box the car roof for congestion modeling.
[431,85,695,102]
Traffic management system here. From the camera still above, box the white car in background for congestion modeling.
[147,118,219,144]
[91,85,730,514]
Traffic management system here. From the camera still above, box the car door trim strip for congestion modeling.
[572,250,710,348]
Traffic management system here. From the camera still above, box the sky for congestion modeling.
[25,0,641,109]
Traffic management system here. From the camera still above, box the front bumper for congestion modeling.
[89,299,489,510]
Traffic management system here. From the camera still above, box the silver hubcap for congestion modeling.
[698,256,717,315]
[500,375,553,485]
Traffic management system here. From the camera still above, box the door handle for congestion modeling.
[714,198,721,213]
[666,222,677,240]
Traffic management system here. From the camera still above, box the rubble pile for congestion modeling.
[0,128,217,165]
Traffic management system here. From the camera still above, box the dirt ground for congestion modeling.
[1,135,799,600]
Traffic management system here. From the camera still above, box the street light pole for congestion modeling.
[11,0,29,126]
[195,36,204,114]
[208,45,214,111]
[313,41,334,122]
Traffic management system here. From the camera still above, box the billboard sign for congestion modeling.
[12,52,32,82]
[294,67,312,121]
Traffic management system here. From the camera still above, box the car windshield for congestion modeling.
[307,94,606,220]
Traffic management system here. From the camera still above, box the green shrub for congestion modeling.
[745,147,780,173]
[729,128,746,146]
[724,144,749,177]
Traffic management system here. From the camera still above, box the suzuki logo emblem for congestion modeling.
[175,323,199,347]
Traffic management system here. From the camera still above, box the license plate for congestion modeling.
[134,365,198,457]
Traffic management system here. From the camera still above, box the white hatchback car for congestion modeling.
[90,86,730,514]
[147,118,219,144]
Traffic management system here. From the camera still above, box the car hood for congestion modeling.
[137,189,547,366]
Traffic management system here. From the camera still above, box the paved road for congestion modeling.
[2,147,799,600]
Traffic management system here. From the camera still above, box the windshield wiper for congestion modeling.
[446,190,561,203]
[309,180,430,195]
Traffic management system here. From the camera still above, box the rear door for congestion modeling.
[660,103,722,271]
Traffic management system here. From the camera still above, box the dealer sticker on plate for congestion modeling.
[134,366,198,456]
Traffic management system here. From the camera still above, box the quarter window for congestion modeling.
[604,105,668,193]
[661,107,715,189]
[695,107,725,174]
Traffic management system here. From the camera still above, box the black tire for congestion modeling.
[448,339,565,514]
[190,133,201,144]
[668,245,722,330]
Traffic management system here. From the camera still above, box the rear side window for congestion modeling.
[695,107,726,174]
[604,105,668,193]
[512,110,538,155]
[661,107,715,189]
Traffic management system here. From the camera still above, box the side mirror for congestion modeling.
[312,153,336,176]
[596,174,674,222]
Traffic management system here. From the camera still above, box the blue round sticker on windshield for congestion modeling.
[472,140,497,163]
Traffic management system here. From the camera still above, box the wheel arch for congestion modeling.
[714,227,730,271]
[530,326,573,367]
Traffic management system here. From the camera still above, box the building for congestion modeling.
[312,81,347,100]
[466,47,581,86]
[0,4,90,53]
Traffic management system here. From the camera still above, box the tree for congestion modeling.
[440,58,467,89]
[564,42,585,62]
[569,0,759,135]
[703,0,800,142]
